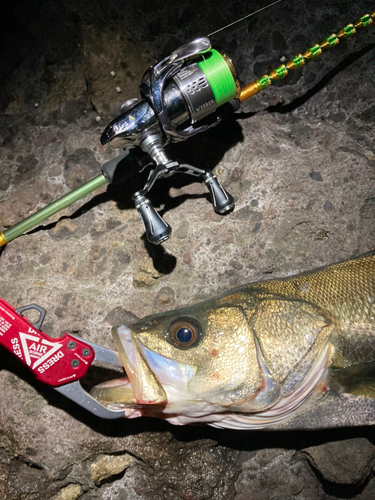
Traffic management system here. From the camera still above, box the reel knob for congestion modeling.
[204,173,235,214]
[133,195,171,245]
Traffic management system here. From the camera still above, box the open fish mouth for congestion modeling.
[89,254,374,428]
[90,324,331,427]
[91,326,197,418]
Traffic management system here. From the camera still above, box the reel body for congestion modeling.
[101,38,240,244]
[1,12,372,249]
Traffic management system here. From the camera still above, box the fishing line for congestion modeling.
[207,0,283,37]
[0,7,373,247]
[198,49,239,106]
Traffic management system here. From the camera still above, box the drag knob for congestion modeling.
[134,195,171,245]
[204,173,235,214]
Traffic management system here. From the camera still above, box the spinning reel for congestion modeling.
[1,11,372,248]
[100,37,240,244]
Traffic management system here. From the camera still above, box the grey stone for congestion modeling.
[309,171,323,182]
[64,148,101,189]
[104,306,139,327]
[324,201,334,212]
[5,462,48,497]
[153,286,175,309]
[303,438,375,484]
[174,220,189,239]
[235,449,325,500]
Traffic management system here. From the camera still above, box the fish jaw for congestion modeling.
[91,325,201,418]
[115,326,219,417]
[90,323,332,427]
[114,326,167,406]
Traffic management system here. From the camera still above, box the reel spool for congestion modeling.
[101,38,240,244]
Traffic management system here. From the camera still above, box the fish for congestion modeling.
[91,252,375,429]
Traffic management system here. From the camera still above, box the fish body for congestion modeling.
[92,253,375,429]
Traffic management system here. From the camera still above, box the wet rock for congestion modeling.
[303,438,375,484]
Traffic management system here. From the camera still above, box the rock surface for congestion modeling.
[303,438,375,484]
[0,0,375,498]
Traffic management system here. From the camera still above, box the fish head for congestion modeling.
[91,294,267,423]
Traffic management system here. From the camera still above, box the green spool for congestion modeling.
[198,49,238,107]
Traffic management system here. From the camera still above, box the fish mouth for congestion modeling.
[91,326,196,417]
[90,325,332,426]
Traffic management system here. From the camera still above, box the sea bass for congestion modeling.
[92,253,375,429]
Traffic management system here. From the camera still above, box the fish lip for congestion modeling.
[98,324,196,413]
[115,325,168,406]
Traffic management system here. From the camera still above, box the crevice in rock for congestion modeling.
[24,191,111,236]
[15,455,45,471]
[96,468,127,487]
[53,464,74,481]
[290,221,309,230]
[84,77,98,113]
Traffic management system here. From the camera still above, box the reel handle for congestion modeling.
[204,173,235,214]
[134,195,171,245]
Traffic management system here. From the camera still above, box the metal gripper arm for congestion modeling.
[132,134,235,244]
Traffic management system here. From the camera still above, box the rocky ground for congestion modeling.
[0,0,374,498]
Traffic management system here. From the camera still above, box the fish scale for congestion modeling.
[252,253,375,366]
[91,253,375,429]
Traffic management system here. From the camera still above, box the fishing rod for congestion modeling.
[0,9,373,247]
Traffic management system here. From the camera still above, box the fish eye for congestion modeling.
[170,319,201,348]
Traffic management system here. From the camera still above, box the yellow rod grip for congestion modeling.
[0,233,8,248]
